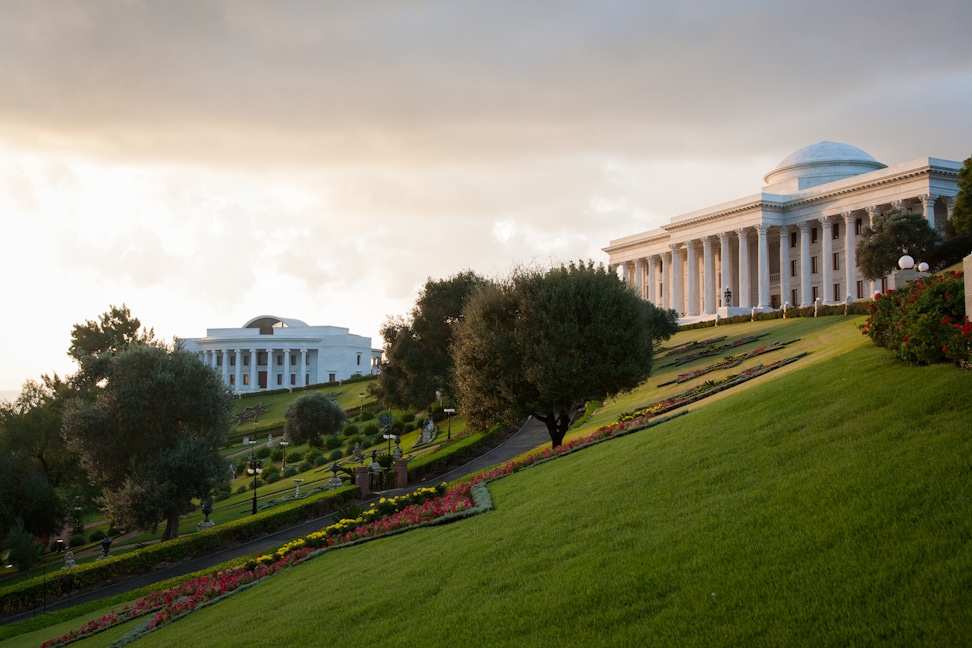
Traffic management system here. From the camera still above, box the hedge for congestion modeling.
[0,485,358,617]
[407,424,508,483]
[678,301,871,331]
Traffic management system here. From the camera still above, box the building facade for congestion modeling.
[180,315,382,393]
[603,142,961,322]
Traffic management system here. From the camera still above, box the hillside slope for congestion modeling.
[86,318,972,646]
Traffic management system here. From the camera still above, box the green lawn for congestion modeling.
[90,316,972,647]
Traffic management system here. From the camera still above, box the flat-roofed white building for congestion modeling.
[604,142,962,323]
[180,315,381,393]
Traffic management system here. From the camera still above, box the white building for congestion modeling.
[180,315,382,393]
[604,142,962,323]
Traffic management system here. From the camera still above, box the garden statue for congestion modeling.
[62,551,76,569]
[353,442,363,463]
[267,433,274,447]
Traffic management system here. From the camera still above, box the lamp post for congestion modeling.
[246,440,263,515]
[444,408,455,440]
[358,392,365,416]
[383,432,397,456]
[280,440,289,471]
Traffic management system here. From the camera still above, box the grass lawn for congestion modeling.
[107,316,972,647]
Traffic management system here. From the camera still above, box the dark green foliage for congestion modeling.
[270,448,284,461]
[256,447,271,459]
[297,461,313,473]
[62,343,233,541]
[359,409,374,422]
[303,449,322,463]
[342,423,359,437]
[68,304,156,387]
[453,261,679,447]
[374,270,488,409]
[860,271,970,364]
[325,435,343,450]
[261,463,280,483]
[282,466,298,478]
[69,535,85,548]
[327,450,342,462]
[3,520,43,573]
[0,454,64,540]
[362,422,380,435]
[283,392,346,447]
[950,156,972,238]
[88,530,105,543]
[855,208,942,280]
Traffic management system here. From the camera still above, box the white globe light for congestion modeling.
[898,254,915,270]
[917,262,929,272]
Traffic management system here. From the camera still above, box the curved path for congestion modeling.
[3,417,550,625]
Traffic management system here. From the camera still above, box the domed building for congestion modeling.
[604,142,961,320]
[180,316,381,393]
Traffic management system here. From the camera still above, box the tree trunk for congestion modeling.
[536,411,571,448]
[161,508,180,542]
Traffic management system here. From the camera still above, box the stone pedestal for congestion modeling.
[354,466,371,497]
[394,459,408,489]
[197,520,216,531]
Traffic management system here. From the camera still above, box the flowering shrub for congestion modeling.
[860,271,970,365]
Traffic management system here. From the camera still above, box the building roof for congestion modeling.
[763,141,887,191]
[242,315,309,329]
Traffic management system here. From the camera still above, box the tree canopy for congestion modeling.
[452,261,678,448]
[950,156,972,238]
[62,343,232,541]
[69,304,156,386]
[855,208,942,281]
[374,270,488,409]
[283,392,346,447]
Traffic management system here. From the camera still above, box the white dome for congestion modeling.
[763,141,886,192]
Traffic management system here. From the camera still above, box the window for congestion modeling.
[243,355,249,366]
[356,353,362,366]
[276,374,282,385]
[790,231,798,248]
[811,227,818,244]
[833,283,841,301]
[290,354,296,366]
[856,280,864,299]
[229,355,235,367]
[791,289,798,306]
[328,373,336,382]
[812,286,819,302]
[258,352,267,365]
[305,355,310,366]
[832,223,840,240]
[855,218,862,235]
[290,374,296,385]
[276,355,283,366]
[216,355,223,367]
[243,374,249,385]
[833,252,840,271]
[229,375,235,386]
[790,259,797,277]
[305,374,310,386]
[811,256,819,274]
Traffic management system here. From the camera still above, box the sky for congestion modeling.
[1,0,970,394]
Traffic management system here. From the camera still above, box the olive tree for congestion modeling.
[283,392,346,447]
[452,261,678,448]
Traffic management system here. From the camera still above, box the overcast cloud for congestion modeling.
[1,0,969,391]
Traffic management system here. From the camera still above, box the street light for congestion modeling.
[382,431,397,456]
[358,392,365,416]
[444,408,455,440]
[280,440,289,471]
[245,440,263,515]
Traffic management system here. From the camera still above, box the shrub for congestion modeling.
[235,484,248,494]
[304,449,322,463]
[328,450,343,461]
[317,455,332,466]
[270,448,284,462]
[266,472,281,484]
[403,422,416,433]
[69,535,85,548]
[88,530,106,543]
[255,447,271,459]
[362,422,380,436]
[282,466,298,478]
[359,409,374,422]
[286,450,302,464]
[261,464,280,483]
[324,435,343,450]
[106,526,121,537]
[297,461,313,473]
[343,423,359,437]
[860,271,969,365]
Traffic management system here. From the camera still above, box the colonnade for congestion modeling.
[197,347,313,392]
[620,194,953,317]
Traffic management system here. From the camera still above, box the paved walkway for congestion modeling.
[3,418,550,625]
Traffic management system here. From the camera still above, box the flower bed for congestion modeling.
[659,334,769,367]
[656,339,799,386]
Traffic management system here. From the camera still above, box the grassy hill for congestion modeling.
[8,315,972,646]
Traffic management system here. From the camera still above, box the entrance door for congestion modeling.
[258,371,267,389]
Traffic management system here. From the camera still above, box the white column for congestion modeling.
[843,212,856,303]
[686,241,699,316]
[300,348,308,387]
[663,251,672,310]
[799,222,811,307]
[670,243,683,316]
[866,206,879,297]
[944,196,955,220]
[647,255,657,306]
[220,349,230,386]
[267,348,275,387]
[249,348,258,391]
[719,232,731,307]
[283,347,291,388]
[821,216,834,304]
[779,225,791,308]
[634,258,645,298]
[736,228,750,308]
[702,236,715,315]
[234,349,242,392]
[919,194,937,224]
[756,223,770,309]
